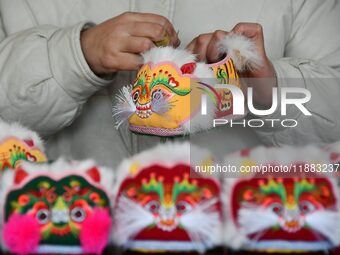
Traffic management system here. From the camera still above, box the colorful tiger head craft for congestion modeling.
[0,121,46,171]
[113,34,261,137]
[223,146,340,253]
[113,142,223,253]
[0,159,114,255]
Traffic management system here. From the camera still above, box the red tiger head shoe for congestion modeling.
[113,142,223,253]
[223,146,340,253]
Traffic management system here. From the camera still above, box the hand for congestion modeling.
[81,12,180,75]
[186,23,276,107]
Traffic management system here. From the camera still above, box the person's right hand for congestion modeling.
[81,12,180,75]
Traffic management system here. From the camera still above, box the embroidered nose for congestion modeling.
[160,206,176,220]
[285,208,299,222]
[51,209,69,224]
[51,197,69,224]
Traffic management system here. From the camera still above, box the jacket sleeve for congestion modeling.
[0,19,113,136]
[255,0,340,146]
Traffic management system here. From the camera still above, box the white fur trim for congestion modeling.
[194,62,215,79]
[219,34,262,71]
[0,120,44,151]
[143,47,196,68]
[142,47,215,79]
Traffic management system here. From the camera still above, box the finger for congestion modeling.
[172,35,181,48]
[122,12,179,45]
[186,38,197,52]
[120,36,155,54]
[232,22,263,39]
[188,33,212,61]
[128,22,167,43]
[232,22,266,56]
[206,30,228,63]
[113,52,143,71]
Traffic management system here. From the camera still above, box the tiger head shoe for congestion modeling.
[223,145,340,253]
[113,34,261,137]
[1,159,114,255]
[112,142,223,253]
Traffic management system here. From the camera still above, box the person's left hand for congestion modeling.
[186,23,277,107]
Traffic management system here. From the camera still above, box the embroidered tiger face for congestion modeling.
[129,59,241,129]
[4,168,111,249]
[232,177,340,246]
[128,63,195,131]
[114,164,222,250]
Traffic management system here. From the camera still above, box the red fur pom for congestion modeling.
[80,208,112,254]
[3,213,40,255]
[180,62,196,74]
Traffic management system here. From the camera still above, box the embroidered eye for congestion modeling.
[70,207,86,222]
[299,201,315,214]
[132,91,140,103]
[36,209,50,224]
[152,90,163,101]
[269,203,283,215]
[176,201,192,214]
[145,200,160,213]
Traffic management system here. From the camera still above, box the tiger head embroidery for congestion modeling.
[224,146,340,252]
[113,143,223,252]
[2,160,113,254]
[232,177,339,248]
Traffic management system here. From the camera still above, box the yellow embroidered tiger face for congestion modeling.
[128,62,197,135]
